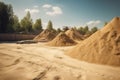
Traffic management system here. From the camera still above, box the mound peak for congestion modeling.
[112,17,119,21]
[47,32,76,46]
[103,17,120,32]
[65,28,83,41]
[66,17,120,66]
[33,29,56,42]
[58,32,66,36]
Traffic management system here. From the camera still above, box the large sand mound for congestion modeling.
[65,28,83,41]
[48,32,77,46]
[66,17,120,66]
[34,29,56,42]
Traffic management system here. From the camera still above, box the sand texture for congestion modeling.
[0,43,120,80]
[66,17,120,66]
[65,28,83,41]
[34,29,56,42]
[47,32,77,46]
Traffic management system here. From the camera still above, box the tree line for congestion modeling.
[60,26,98,35]
[0,1,98,35]
[0,2,44,34]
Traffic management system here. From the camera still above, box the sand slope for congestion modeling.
[34,29,56,42]
[66,17,120,66]
[65,28,83,41]
[47,32,77,46]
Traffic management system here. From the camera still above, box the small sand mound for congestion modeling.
[48,32,77,46]
[65,28,83,41]
[34,29,56,42]
[66,17,120,66]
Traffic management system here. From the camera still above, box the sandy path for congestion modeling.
[0,43,120,80]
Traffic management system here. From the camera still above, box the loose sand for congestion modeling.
[65,28,83,41]
[66,17,120,66]
[47,32,76,46]
[0,42,120,80]
[34,29,56,42]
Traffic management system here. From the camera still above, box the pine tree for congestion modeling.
[47,20,53,30]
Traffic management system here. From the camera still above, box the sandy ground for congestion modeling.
[0,42,120,80]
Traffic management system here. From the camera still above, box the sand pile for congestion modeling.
[34,29,56,42]
[65,28,83,41]
[66,17,120,66]
[48,32,76,46]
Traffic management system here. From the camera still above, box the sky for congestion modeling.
[1,0,120,29]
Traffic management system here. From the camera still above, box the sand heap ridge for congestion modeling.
[66,17,120,66]
[47,32,77,46]
[34,29,56,42]
[65,28,83,41]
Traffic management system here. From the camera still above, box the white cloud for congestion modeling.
[25,8,39,14]
[42,4,63,16]
[42,4,52,8]
[86,20,101,27]
[34,5,39,8]
[46,6,62,16]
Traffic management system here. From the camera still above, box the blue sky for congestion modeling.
[1,0,120,29]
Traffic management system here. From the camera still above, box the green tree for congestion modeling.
[13,15,20,32]
[91,27,98,34]
[20,11,32,33]
[104,22,108,26]
[47,20,53,30]
[78,26,90,35]
[73,26,77,30]
[33,18,43,33]
[0,2,8,33]
[63,26,69,32]
[78,27,85,35]
[0,2,14,33]
[57,28,62,33]
[6,4,14,32]
[83,26,89,33]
